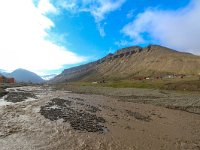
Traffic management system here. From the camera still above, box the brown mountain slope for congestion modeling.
[52,45,200,82]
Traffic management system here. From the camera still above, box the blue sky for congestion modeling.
[0,0,199,75]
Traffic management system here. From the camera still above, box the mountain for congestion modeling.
[52,45,200,82]
[41,74,57,81]
[2,69,44,83]
[0,72,9,77]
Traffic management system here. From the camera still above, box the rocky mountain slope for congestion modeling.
[52,45,200,82]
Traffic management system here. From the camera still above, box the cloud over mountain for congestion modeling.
[0,0,85,75]
[121,0,200,54]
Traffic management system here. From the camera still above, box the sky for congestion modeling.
[0,0,200,75]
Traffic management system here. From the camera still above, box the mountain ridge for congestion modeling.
[52,45,200,82]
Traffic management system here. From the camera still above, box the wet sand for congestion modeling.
[0,86,200,150]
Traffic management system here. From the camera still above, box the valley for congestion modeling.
[1,45,200,150]
[1,0,200,149]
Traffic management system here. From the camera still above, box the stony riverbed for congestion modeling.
[0,86,200,150]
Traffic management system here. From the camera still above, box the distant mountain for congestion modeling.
[0,71,10,78]
[41,74,57,80]
[52,45,200,82]
[2,68,44,83]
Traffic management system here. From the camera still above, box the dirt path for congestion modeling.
[0,86,200,150]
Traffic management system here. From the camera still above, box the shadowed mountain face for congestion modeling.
[52,45,200,82]
[2,69,44,83]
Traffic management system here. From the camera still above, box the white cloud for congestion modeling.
[56,0,78,12]
[97,24,106,37]
[126,9,135,19]
[0,0,85,75]
[57,0,126,37]
[38,0,58,14]
[85,0,126,36]
[85,0,126,22]
[115,40,133,47]
[121,0,200,55]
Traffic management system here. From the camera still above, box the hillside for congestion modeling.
[52,45,200,82]
[2,69,44,83]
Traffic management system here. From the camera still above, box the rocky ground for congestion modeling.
[0,88,8,98]
[53,84,200,114]
[0,85,200,150]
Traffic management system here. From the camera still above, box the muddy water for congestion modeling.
[0,86,200,150]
